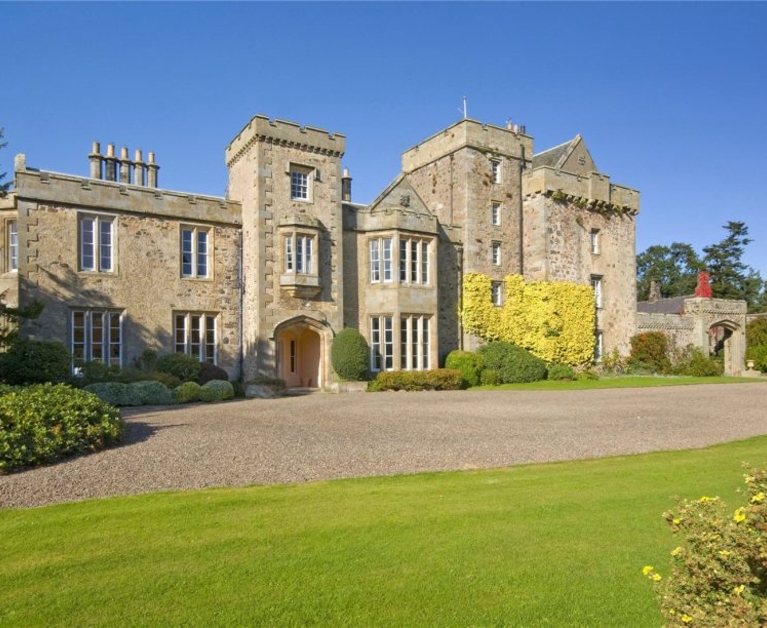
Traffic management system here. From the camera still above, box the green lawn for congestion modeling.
[3,436,767,627]
[476,375,766,391]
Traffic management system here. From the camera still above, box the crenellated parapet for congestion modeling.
[225,115,345,167]
[524,166,640,216]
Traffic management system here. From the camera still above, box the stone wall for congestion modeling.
[11,167,242,376]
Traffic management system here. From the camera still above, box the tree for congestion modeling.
[0,127,10,197]
[702,221,765,310]
[636,242,701,300]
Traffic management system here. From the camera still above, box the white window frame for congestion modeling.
[591,275,603,309]
[71,309,123,368]
[491,281,503,307]
[400,315,431,371]
[492,241,502,266]
[79,213,115,273]
[398,236,430,285]
[174,312,218,364]
[590,229,600,255]
[369,237,394,284]
[491,202,501,227]
[290,166,312,202]
[181,226,211,278]
[7,220,18,272]
[370,315,393,372]
[491,159,501,184]
[285,233,314,275]
[594,330,604,363]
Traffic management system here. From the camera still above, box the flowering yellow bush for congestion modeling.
[645,465,767,625]
[461,273,595,366]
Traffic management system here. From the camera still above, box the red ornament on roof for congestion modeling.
[695,271,713,298]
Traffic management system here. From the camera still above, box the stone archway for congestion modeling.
[274,316,328,389]
[709,319,744,377]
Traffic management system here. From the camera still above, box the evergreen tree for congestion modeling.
[636,242,701,300]
[702,221,765,311]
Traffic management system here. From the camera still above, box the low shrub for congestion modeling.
[671,345,723,377]
[747,345,767,373]
[576,368,600,381]
[197,362,229,385]
[84,382,143,407]
[72,360,117,387]
[599,348,627,375]
[628,331,671,374]
[0,339,71,385]
[0,383,124,473]
[174,381,202,404]
[199,379,235,402]
[644,465,767,626]
[130,381,173,405]
[368,369,463,392]
[444,350,484,388]
[479,369,502,386]
[477,342,547,384]
[331,328,370,381]
[156,353,203,383]
[547,364,576,381]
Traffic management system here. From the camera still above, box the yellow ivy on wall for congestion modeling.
[461,273,595,365]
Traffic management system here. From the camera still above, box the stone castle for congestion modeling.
[0,114,641,388]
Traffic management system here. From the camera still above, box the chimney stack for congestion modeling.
[648,279,662,303]
[104,143,117,181]
[119,147,131,183]
[146,151,159,188]
[341,168,352,202]
[89,141,103,179]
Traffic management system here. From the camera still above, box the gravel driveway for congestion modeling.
[3,383,767,509]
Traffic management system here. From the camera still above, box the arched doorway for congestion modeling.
[709,320,744,376]
[275,317,324,388]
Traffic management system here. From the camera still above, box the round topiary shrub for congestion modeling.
[331,328,370,381]
[0,383,124,473]
[477,342,547,384]
[156,353,203,383]
[445,350,484,388]
[0,339,71,385]
[129,381,174,405]
[84,382,143,407]
[173,381,202,404]
[199,379,234,402]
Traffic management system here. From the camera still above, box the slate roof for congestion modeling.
[532,138,575,170]
[636,296,689,315]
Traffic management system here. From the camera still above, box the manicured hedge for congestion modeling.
[156,353,203,382]
[0,384,124,473]
[0,339,71,385]
[199,380,235,402]
[84,382,144,407]
[444,350,484,388]
[367,369,463,392]
[174,381,202,404]
[477,342,547,384]
[331,328,370,381]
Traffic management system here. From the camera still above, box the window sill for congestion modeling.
[280,273,321,298]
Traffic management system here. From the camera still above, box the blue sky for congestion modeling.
[3,2,766,275]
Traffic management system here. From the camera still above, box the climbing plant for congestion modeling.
[461,273,595,366]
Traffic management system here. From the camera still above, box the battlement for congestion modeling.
[402,118,533,173]
[226,114,345,166]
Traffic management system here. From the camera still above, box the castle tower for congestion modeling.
[401,119,533,352]
[226,116,345,387]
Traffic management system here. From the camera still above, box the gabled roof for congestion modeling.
[532,135,597,175]
[366,173,432,218]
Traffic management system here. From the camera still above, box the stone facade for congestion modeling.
[0,114,640,387]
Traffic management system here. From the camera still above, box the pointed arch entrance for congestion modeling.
[709,319,744,377]
[274,316,328,389]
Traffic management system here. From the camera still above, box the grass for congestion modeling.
[475,375,766,391]
[3,436,767,626]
